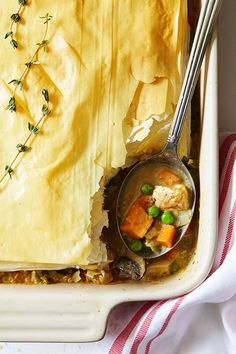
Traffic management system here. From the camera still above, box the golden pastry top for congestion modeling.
[0,0,189,267]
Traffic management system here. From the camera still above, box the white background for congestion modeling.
[0,0,235,353]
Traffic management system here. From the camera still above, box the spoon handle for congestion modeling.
[167,0,223,146]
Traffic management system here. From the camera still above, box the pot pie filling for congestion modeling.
[0,0,199,284]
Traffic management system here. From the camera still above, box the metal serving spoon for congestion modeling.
[116,0,223,259]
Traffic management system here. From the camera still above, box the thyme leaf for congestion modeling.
[39,13,53,24]
[42,88,49,102]
[11,13,21,23]
[28,122,40,135]
[6,97,16,113]
[16,143,30,152]
[18,0,27,5]
[36,39,48,51]
[42,104,50,116]
[8,79,19,85]
[8,79,23,90]
[10,38,18,49]
[25,60,40,67]
[5,166,14,179]
[4,31,13,39]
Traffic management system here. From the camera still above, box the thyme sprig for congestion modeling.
[0,89,51,184]
[5,0,27,49]
[6,13,53,113]
[1,12,54,186]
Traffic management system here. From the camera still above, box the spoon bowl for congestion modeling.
[116,144,196,259]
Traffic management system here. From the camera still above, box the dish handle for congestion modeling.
[0,285,117,342]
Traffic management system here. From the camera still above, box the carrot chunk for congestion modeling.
[121,203,153,239]
[158,169,182,186]
[137,194,153,209]
[157,224,176,248]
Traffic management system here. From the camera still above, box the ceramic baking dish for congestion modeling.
[0,30,218,342]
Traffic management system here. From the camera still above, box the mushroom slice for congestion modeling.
[112,256,145,280]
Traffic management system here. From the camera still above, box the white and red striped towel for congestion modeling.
[94,133,236,354]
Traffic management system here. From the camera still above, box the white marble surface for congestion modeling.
[0,0,235,353]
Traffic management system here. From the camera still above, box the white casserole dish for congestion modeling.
[0,31,218,343]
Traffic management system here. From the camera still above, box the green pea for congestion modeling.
[161,210,175,224]
[169,260,180,274]
[129,240,143,252]
[147,206,160,217]
[141,183,154,195]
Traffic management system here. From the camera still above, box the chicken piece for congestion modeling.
[121,203,153,239]
[153,186,175,209]
[157,169,182,186]
[153,184,189,210]
[172,184,189,210]
[137,194,153,209]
